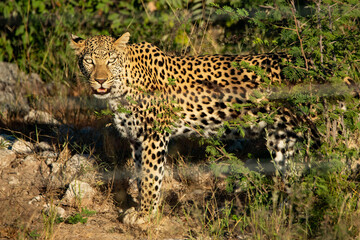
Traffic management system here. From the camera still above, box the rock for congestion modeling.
[56,206,66,218]
[24,109,59,125]
[0,62,44,92]
[28,72,43,84]
[48,154,98,190]
[0,62,21,85]
[8,176,20,185]
[12,139,33,154]
[0,62,55,122]
[28,195,43,205]
[41,151,58,158]
[0,92,16,106]
[64,154,93,177]
[0,62,30,114]
[23,155,38,166]
[36,141,53,151]
[39,161,50,178]
[0,149,16,169]
[50,162,60,174]
[43,204,66,218]
[47,175,64,189]
[63,180,96,205]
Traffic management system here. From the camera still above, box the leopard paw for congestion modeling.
[121,207,146,225]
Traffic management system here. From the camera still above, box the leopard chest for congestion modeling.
[108,98,144,140]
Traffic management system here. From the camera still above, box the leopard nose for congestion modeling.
[95,78,107,84]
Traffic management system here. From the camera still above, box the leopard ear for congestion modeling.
[114,32,130,50]
[70,34,85,55]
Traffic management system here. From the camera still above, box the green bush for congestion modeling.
[0,0,218,84]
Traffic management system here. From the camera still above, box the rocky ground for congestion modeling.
[0,132,193,239]
[0,131,232,240]
[0,62,236,239]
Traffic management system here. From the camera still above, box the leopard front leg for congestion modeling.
[266,115,299,173]
[123,131,169,224]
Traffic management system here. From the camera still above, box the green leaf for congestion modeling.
[15,25,25,36]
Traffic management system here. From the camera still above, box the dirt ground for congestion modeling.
[0,134,236,240]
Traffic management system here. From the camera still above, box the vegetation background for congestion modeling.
[1,0,360,239]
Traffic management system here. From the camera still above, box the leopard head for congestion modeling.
[70,32,130,99]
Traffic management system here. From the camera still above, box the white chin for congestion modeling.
[94,93,111,99]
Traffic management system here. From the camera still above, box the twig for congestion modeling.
[199,3,214,53]
[140,0,151,20]
[259,5,276,10]
[327,4,336,63]
[316,0,323,64]
[276,26,297,31]
[166,0,198,55]
[289,0,309,71]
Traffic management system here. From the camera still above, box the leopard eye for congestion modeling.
[84,58,93,64]
[108,57,117,64]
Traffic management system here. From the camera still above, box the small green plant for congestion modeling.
[65,213,88,224]
[65,207,96,225]
[28,229,41,239]
[94,108,114,118]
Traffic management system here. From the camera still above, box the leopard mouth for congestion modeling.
[93,87,111,95]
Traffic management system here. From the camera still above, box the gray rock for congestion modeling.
[24,109,59,125]
[50,162,60,174]
[0,62,22,91]
[46,154,97,187]
[23,155,38,167]
[0,62,43,89]
[12,139,33,154]
[47,175,63,189]
[28,72,43,84]
[36,141,53,151]
[0,92,16,106]
[0,149,16,169]
[0,62,30,113]
[64,154,93,177]
[43,204,66,218]
[28,195,43,205]
[41,151,58,158]
[63,180,96,205]
[0,62,51,121]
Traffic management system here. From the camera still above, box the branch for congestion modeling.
[289,0,309,71]
[316,0,323,64]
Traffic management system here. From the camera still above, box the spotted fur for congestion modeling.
[71,32,311,223]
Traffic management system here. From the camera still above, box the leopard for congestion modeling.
[70,32,320,224]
